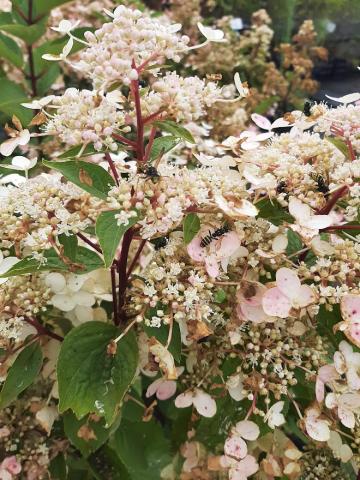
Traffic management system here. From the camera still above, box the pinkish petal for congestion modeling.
[262,287,292,318]
[293,285,316,308]
[193,389,217,417]
[341,295,360,323]
[205,255,220,278]
[215,232,241,259]
[0,138,18,157]
[235,455,259,476]
[276,268,301,298]
[239,303,270,324]
[156,380,177,400]
[251,113,272,131]
[271,118,290,129]
[187,236,205,262]
[306,215,333,230]
[224,435,247,460]
[175,391,193,409]
[146,378,163,398]
[338,406,355,429]
[235,420,260,441]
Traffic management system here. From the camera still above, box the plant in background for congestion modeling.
[0,2,360,480]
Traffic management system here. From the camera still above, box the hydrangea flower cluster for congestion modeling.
[0,3,360,480]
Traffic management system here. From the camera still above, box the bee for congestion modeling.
[200,225,230,248]
[145,166,160,178]
[303,99,315,117]
[276,181,287,194]
[152,236,168,251]
[311,173,329,195]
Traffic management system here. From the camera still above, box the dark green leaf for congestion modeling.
[111,419,171,480]
[49,454,67,480]
[88,446,131,480]
[0,32,23,68]
[326,137,350,159]
[64,411,121,458]
[0,246,103,278]
[149,135,179,162]
[256,198,293,226]
[96,210,139,268]
[58,234,78,262]
[286,229,303,257]
[183,213,200,245]
[58,144,106,159]
[58,322,138,426]
[43,160,115,200]
[0,342,43,408]
[155,120,195,143]
[316,304,344,351]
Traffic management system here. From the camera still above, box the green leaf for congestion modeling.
[0,342,43,408]
[37,63,61,96]
[88,446,131,480]
[49,454,67,480]
[57,322,138,426]
[286,229,303,257]
[0,77,32,124]
[64,411,121,458]
[43,160,115,200]
[214,288,227,303]
[58,144,106,159]
[34,0,72,16]
[256,198,294,226]
[111,419,171,480]
[0,32,23,68]
[0,21,46,45]
[149,135,179,162]
[58,234,78,262]
[183,213,200,245]
[316,304,344,351]
[326,137,350,159]
[0,246,103,278]
[96,210,139,268]
[155,120,195,144]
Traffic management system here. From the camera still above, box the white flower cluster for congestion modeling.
[45,88,124,151]
[77,6,190,88]
[142,72,221,122]
[0,174,99,253]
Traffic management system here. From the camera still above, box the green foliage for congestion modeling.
[183,213,200,244]
[149,135,180,162]
[155,120,195,144]
[95,210,139,268]
[144,320,182,361]
[43,160,115,200]
[286,229,303,257]
[0,341,43,408]
[57,322,138,426]
[111,418,172,480]
[256,198,294,226]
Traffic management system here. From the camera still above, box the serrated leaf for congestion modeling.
[43,160,115,200]
[58,323,138,426]
[155,120,195,143]
[0,246,103,278]
[183,213,200,244]
[96,210,139,267]
[0,342,43,408]
[111,419,171,480]
[149,135,179,162]
[63,411,121,458]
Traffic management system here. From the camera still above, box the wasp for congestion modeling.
[311,173,329,195]
[200,225,230,248]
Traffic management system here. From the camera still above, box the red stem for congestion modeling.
[131,60,145,162]
[126,239,147,278]
[316,185,348,215]
[112,133,136,148]
[111,264,119,324]
[77,232,102,254]
[143,109,166,125]
[322,224,360,232]
[116,229,135,325]
[105,152,120,186]
[24,317,63,342]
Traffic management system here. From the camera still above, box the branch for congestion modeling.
[316,185,349,215]
[131,60,144,162]
[105,152,120,186]
[116,228,135,325]
[24,317,63,342]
